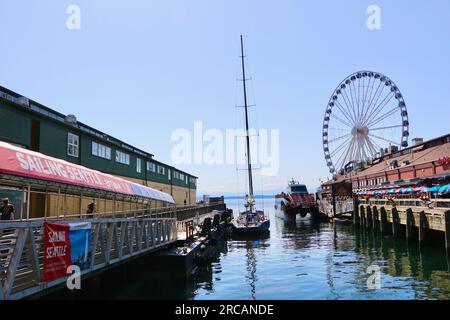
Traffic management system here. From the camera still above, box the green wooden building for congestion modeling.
[0,85,197,205]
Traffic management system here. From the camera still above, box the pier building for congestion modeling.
[0,85,197,215]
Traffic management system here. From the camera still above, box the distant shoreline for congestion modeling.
[197,195,275,201]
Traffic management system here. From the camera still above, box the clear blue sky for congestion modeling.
[1,0,449,195]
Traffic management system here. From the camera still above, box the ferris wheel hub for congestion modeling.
[351,126,369,137]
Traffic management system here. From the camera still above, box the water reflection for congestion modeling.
[41,201,450,300]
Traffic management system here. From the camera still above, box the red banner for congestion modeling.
[42,222,71,282]
[0,141,175,203]
[0,141,134,194]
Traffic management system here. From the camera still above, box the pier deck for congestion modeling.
[356,198,450,251]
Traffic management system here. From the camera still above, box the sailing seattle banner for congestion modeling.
[43,222,71,282]
[0,140,174,203]
[43,222,92,282]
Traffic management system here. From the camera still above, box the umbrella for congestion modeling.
[388,188,395,194]
[394,188,402,194]
[405,187,414,193]
[438,184,450,194]
[428,186,440,193]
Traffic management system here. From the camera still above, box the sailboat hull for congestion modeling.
[231,219,270,234]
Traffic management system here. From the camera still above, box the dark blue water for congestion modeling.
[44,199,450,300]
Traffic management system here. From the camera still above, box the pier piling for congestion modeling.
[392,207,400,237]
[353,202,359,225]
[366,206,372,229]
[445,211,450,254]
[406,208,414,240]
[373,206,379,231]
[360,206,365,228]
[419,211,427,245]
[380,207,388,235]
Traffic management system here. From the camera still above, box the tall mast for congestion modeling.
[240,35,254,202]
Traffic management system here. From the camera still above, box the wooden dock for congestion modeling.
[355,198,450,253]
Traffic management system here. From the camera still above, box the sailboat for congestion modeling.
[231,35,270,235]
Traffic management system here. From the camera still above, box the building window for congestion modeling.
[92,141,111,160]
[180,173,185,181]
[115,150,130,165]
[67,133,79,157]
[147,161,156,172]
[168,169,171,180]
[136,158,142,173]
[157,165,165,175]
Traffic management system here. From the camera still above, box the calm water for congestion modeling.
[43,199,450,300]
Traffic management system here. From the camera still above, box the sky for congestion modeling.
[1,0,449,196]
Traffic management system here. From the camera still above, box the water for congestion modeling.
[43,199,450,300]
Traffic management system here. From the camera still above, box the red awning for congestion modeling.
[0,141,175,204]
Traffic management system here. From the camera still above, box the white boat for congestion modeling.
[230,35,270,236]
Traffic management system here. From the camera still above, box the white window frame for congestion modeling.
[147,161,156,172]
[67,133,79,158]
[157,165,165,175]
[136,158,142,173]
[92,141,111,160]
[115,150,130,165]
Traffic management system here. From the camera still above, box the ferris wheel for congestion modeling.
[323,71,409,174]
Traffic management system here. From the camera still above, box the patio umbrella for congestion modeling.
[388,188,395,194]
[428,186,440,193]
[405,187,414,193]
[438,184,450,194]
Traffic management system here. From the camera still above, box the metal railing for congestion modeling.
[0,210,177,300]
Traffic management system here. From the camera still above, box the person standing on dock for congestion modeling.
[0,198,15,221]
[86,202,95,219]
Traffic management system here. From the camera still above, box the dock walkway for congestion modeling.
[0,203,223,300]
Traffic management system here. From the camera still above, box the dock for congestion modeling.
[354,197,450,252]
[0,203,226,300]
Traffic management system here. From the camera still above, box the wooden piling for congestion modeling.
[392,207,399,237]
[406,208,414,240]
[380,207,388,235]
[418,211,426,245]
[353,200,359,225]
[366,206,372,229]
[445,211,450,254]
[373,206,379,231]
[360,206,365,228]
